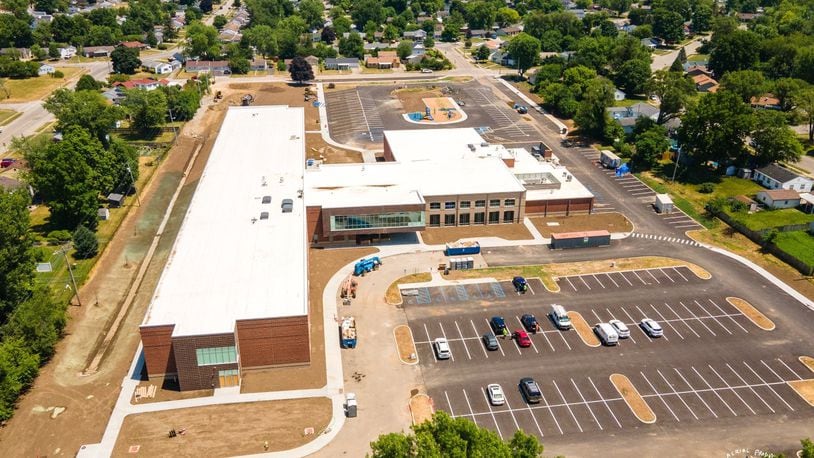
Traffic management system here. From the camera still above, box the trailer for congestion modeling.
[654,193,674,214]
[599,150,622,169]
[340,317,357,348]
[445,241,480,256]
[550,230,611,249]
[353,257,382,276]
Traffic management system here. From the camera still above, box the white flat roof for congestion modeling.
[142,106,307,337]
[384,128,510,163]
[509,148,595,201]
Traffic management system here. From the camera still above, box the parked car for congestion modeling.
[609,319,630,338]
[487,383,505,405]
[516,105,528,114]
[513,329,532,347]
[512,276,528,293]
[550,304,572,330]
[421,68,433,73]
[490,316,508,335]
[482,333,499,351]
[521,314,539,333]
[456,99,466,106]
[434,337,452,359]
[0,158,15,168]
[519,377,542,404]
[594,322,619,346]
[640,318,663,337]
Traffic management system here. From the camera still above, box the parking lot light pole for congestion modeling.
[671,148,683,182]
[59,243,82,307]
[126,164,141,206]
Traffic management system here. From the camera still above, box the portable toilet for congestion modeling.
[655,194,674,214]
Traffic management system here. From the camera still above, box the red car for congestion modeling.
[513,329,532,348]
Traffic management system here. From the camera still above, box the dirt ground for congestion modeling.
[530,212,633,237]
[394,326,417,364]
[800,356,814,373]
[393,87,442,113]
[419,224,533,245]
[726,297,774,331]
[610,374,656,423]
[409,395,433,425]
[567,312,600,347]
[306,133,363,163]
[241,246,377,393]
[420,97,463,123]
[0,92,230,457]
[228,82,321,128]
[112,398,332,457]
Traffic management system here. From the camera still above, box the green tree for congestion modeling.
[541,82,579,117]
[575,77,616,140]
[634,126,670,169]
[801,438,814,458]
[48,42,60,59]
[110,46,141,74]
[397,40,414,60]
[123,88,168,132]
[652,8,684,43]
[184,21,220,60]
[562,65,597,99]
[44,89,123,143]
[720,69,767,103]
[31,44,46,61]
[244,25,278,58]
[298,0,324,28]
[495,7,520,27]
[646,69,696,124]
[75,74,103,92]
[351,0,386,30]
[0,189,35,322]
[677,91,755,166]
[751,110,804,166]
[199,0,213,13]
[423,36,435,49]
[338,32,364,59]
[614,58,651,94]
[2,288,66,361]
[475,44,491,61]
[72,224,99,259]
[321,26,337,44]
[289,55,314,84]
[708,30,761,79]
[507,32,541,75]
[466,1,497,29]
[229,55,250,74]
[691,3,712,32]
[162,85,201,121]
[795,87,814,142]
[213,15,228,29]
[0,338,40,421]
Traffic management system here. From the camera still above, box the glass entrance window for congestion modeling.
[331,211,425,231]
[474,212,485,224]
[503,210,515,223]
[444,214,456,225]
[488,211,500,223]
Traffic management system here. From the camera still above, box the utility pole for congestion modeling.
[126,164,141,206]
[61,244,82,307]
[671,148,682,182]
[167,107,179,143]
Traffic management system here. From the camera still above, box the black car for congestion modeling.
[521,314,539,333]
[512,276,528,293]
[519,377,542,404]
[482,333,499,351]
[490,316,507,335]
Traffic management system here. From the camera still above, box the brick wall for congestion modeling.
[172,333,238,391]
[525,197,593,216]
[140,324,176,377]
[236,316,310,368]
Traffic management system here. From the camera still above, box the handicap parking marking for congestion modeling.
[491,282,507,298]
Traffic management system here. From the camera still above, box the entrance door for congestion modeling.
[218,369,240,387]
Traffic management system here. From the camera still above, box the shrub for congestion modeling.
[46,230,72,245]
[698,182,715,193]
[729,200,746,212]
[705,197,727,216]
[51,70,64,78]
[72,224,99,259]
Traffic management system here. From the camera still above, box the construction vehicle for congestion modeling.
[353,257,382,276]
[345,393,357,417]
[340,276,358,305]
[214,90,223,101]
[340,317,357,348]
[241,94,254,106]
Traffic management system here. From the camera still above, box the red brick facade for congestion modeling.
[236,316,311,368]
[173,333,238,391]
[140,325,177,377]
[525,197,593,216]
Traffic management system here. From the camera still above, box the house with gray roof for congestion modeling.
[753,163,814,193]
[606,103,660,133]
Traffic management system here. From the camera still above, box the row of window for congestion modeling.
[428,210,515,227]
[429,199,515,210]
[196,346,238,366]
[330,211,425,231]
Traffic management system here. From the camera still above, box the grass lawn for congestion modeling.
[687,54,709,62]
[360,67,394,74]
[726,208,814,232]
[0,108,20,125]
[3,67,83,102]
[773,231,814,267]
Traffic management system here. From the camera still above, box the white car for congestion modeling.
[421,68,433,73]
[487,383,505,405]
[434,337,452,359]
[640,318,663,337]
[609,319,630,338]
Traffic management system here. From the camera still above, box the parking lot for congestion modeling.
[401,278,546,306]
[324,88,385,144]
[432,357,811,440]
[554,266,700,293]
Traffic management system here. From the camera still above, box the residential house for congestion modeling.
[364,42,390,51]
[403,29,427,40]
[83,46,114,58]
[59,46,77,59]
[170,17,185,30]
[120,41,147,50]
[406,43,426,64]
[249,59,268,72]
[365,51,399,68]
[750,94,782,110]
[613,88,626,101]
[733,195,759,213]
[468,29,489,38]
[310,30,321,42]
[736,12,762,21]
[497,26,522,37]
[0,48,32,60]
[37,64,55,76]
[756,189,801,209]
[607,103,661,133]
[692,73,719,92]
[168,60,182,71]
[185,60,231,76]
[31,11,53,24]
[284,56,318,70]
[683,62,710,73]
[799,193,814,214]
[113,78,169,91]
[218,28,242,43]
[324,57,360,70]
[753,163,814,192]
[142,60,173,75]
[641,37,662,49]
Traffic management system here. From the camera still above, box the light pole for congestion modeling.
[167,107,179,143]
[126,164,141,206]
[671,147,682,182]
[58,243,82,307]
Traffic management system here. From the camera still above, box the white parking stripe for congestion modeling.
[455,321,473,360]
[593,274,605,289]
[640,371,680,421]
[708,299,748,333]
[502,394,522,431]
[480,388,503,438]
[680,301,716,336]
[483,319,507,356]
[579,276,592,290]
[439,323,454,361]
[673,368,717,418]
[618,272,634,286]
[538,386,564,435]
[726,363,774,413]
[524,396,546,437]
[636,305,669,341]
[672,267,689,282]
[566,277,577,291]
[552,380,583,432]
[589,376,622,428]
[470,320,489,358]
[692,366,737,416]
[657,268,674,283]
[742,361,794,411]
[424,323,437,362]
[591,309,604,323]
[657,369,698,419]
[571,378,602,430]
[606,307,636,343]
[762,359,796,382]
[631,270,648,285]
[463,389,478,425]
[664,302,700,337]
[556,331,572,350]
[444,390,455,416]
[649,303,684,340]
[605,273,619,288]
[695,300,732,335]
[514,317,539,354]
[708,364,756,414]
[621,306,651,342]
[777,358,805,380]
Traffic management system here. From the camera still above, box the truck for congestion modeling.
[531,142,551,159]
[444,241,480,256]
[340,317,357,348]
[353,257,382,276]
[599,150,622,169]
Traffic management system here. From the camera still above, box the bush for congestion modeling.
[698,182,715,193]
[729,200,746,212]
[50,70,64,78]
[464,39,472,49]
[276,60,287,71]
[157,43,168,50]
[72,224,98,259]
[705,197,727,216]
[46,230,72,245]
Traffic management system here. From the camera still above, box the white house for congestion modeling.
[59,46,77,59]
[614,88,626,101]
[37,64,55,76]
[753,163,814,193]
[142,60,173,75]
[756,189,802,209]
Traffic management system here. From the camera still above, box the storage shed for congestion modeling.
[107,193,125,208]
[654,193,674,214]
[550,230,611,249]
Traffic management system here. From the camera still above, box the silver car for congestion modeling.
[640,318,664,337]
[487,384,505,406]
[609,319,630,338]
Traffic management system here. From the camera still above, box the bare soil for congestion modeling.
[112,398,332,457]
[306,133,363,163]
[409,394,434,425]
[393,88,442,112]
[787,380,814,407]
[530,212,633,237]
[420,97,463,123]
[385,272,431,305]
[567,312,600,347]
[799,356,814,374]
[394,325,418,364]
[131,378,213,404]
[726,297,775,331]
[241,247,378,393]
[228,82,321,127]
[419,224,533,245]
[610,374,656,423]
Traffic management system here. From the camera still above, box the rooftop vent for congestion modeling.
[262,195,271,204]
[467,143,475,151]
[260,211,269,220]
[261,176,267,186]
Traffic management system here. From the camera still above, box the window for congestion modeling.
[430,202,441,210]
[331,211,425,231]
[475,200,486,208]
[503,210,515,223]
[429,214,440,226]
[196,346,237,366]
[488,211,500,223]
[489,199,501,207]
[262,195,271,204]
[474,212,485,224]
[504,198,516,207]
[445,201,456,209]
[459,213,470,225]
[460,201,471,209]
[444,214,456,225]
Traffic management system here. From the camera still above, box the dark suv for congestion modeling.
[512,276,528,293]
[521,314,539,333]
[519,377,542,404]
[490,316,507,335]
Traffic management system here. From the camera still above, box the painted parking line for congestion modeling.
[565,277,577,291]
[605,273,620,288]
[694,300,732,335]
[692,366,738,416]
[463,388,479,426]
[470,320,489,358]
[592,274,605,288]
[444,390,455,416]
[726,363,774,413]
[438,323,454,362]
[571,378,603,430]
[673,368,718,418]
[589,376,622,428]
[649,303,684,340]
[639,371,680,421]
[646,270,661,284]
[605,307,637,344]
[424,323,437,362]
[617,272,634,286]
[635,305,669,341]
[777,358,804,379]
[631,270,648,285]
[671,267,689,282]
[552,380,583,433]
[707,364,756,415]
[620,306,651,342]
[455,321,473,360]
[708,299,749,333]
[657,369,699,420]
[578,276,592,290]
[680,301,716,336]
[663,301,701,337]
[480,387,503,439]
[742,361,795,411]
[514,316,540,354]
[502,393,522,432]
[538,387,564,435]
